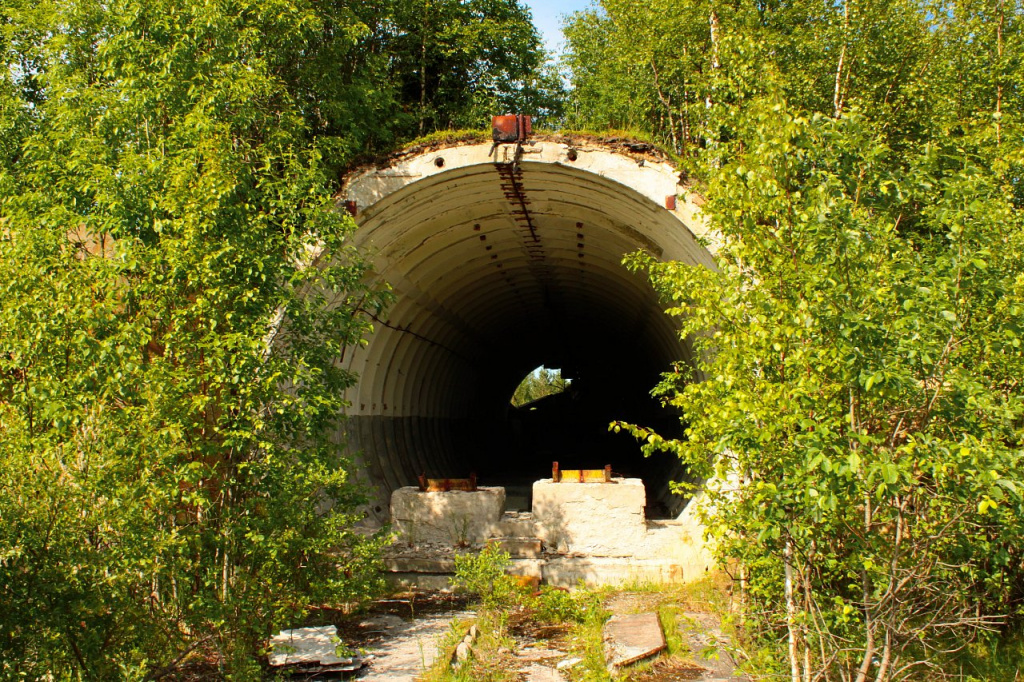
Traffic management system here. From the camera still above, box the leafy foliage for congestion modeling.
[564,0,1023,158]
[452,543,524,610]
[624,107,1024,680]
[0,0,557,677]
[570,0,1024,678]
[384,0,565,135]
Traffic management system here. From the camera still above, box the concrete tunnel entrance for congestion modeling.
[337,136,716,523]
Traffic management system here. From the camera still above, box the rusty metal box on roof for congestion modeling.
[492,114,532,143]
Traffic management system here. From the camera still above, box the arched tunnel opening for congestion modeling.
[337,138,714,522]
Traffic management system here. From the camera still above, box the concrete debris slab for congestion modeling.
[523,663,567,681]
[268,625,358,668]
[603,612,667,669]
[556,656,583,669]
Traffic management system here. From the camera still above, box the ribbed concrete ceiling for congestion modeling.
[337,139,714,519]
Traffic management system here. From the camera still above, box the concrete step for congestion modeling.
[487,537,543,558]
[495,511,538,538]
[384,555,455,573]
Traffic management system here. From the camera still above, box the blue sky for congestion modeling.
[522,0,594,56]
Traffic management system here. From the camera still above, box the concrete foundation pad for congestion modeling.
[384,480,714,588]
[384,555,456,573]
[533,478,646,556]
[384,554,704,589]
[391,486,505,546]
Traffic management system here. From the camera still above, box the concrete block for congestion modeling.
[506,558,545,579]
[634,494,715,570]
[391,486,505,547]
[497,511,537,538]
[532,478,646,556]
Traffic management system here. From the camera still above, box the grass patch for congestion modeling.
[657,604,686,657]
[397,128,491,151]
[420,611,521,682]
[540,127,683,164]
[442,548,743,681]
[564,599,613,682]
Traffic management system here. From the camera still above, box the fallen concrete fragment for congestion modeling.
[603,612,667,669]
[268,625,360,670]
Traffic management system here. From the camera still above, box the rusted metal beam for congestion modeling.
[417,473,478,492]
[551,462,613,483]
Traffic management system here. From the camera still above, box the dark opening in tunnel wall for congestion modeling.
[336,141,715,521]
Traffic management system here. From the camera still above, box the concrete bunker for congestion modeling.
[338,135,717,527]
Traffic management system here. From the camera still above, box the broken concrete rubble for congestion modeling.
[268,625,363,673]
